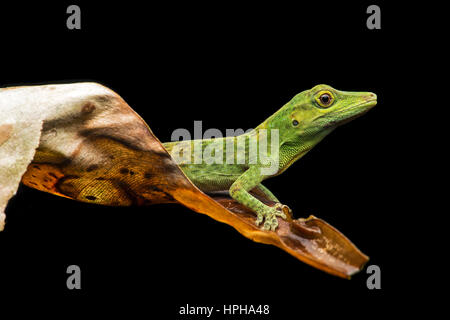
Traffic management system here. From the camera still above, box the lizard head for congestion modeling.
[263,84,377,145]
[298,84,377,130]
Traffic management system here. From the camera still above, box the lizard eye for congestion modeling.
[316,91,334,108]
[292,119,299,126]
[320,93,331,105]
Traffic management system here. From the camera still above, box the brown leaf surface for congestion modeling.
[2,83,368,278]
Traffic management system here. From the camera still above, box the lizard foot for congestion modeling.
[255,204,288,231]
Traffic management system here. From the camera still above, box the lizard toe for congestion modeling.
[255,213,264,226]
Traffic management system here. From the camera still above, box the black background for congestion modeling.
[0,1,421,318]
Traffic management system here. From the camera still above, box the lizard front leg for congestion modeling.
[229,166,287,231]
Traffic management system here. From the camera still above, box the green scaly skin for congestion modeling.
[163,85,377,231]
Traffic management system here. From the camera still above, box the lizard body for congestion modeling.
[163,84,377,230]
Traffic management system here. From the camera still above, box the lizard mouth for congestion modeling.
[320,97,377,128]
[341,98,377,113]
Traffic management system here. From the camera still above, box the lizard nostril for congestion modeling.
[367,93,377,100]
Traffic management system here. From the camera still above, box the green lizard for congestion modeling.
[163,85,377,231]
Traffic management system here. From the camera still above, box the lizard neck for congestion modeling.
[275,128,334,176]
[276,141,313,175]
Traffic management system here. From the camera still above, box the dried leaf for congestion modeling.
[0,83,368,277]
